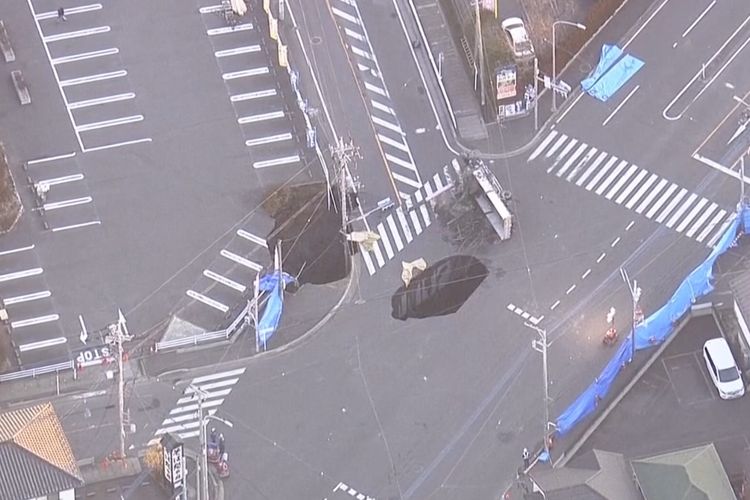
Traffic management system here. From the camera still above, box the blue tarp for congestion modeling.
[581,45,644,102]
[257,271,294,344]
[555,208,743,437]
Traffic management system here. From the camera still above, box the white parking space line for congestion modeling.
[36,3,102,19]
[645,182,678,218]
[191,368,247,384]
[27,153,75,165]
[37,174,83,186]
[43,197,92,211]
[0,244,35,257]
[43,26,110,43]
[222,67,269,80]
[203,270,246,292]
[253,156,300,169]
[3,291,51,306]
[60,70,127,87]
[52,48,118,65]
[0,268,43,283]
[18,337,66,352]
[238,111,285,124]
[220,249,263,272]
[76,115,143,132]
[528,130,559,162]
[52,220,102,232]
[68,93,135,110]
[231,89,277,102]
[364,81,387,97]
[237,229,268,247]
[372,116,402,134]
[186,290,228,313]
[215,45,260,57]
[207,24,253,36]
[11,313,60,329]
[83,138,152,153]
[697,210,727,242]
[245,133,293,147]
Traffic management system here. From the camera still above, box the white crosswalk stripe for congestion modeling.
[528,130,733,246]
[151,367,246,442]
[358,169,453,275]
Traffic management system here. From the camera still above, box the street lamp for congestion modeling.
[552,20,586,111]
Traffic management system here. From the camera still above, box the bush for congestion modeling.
[0,143,21,234]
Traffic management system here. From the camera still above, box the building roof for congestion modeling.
[631,443,736,500]
[0,403,83,499]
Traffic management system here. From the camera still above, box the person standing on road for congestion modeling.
[218,433,225,457]
[57,7,67,21]
[522,448,530,469]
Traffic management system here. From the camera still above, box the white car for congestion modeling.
[501,17,535,60]
[703,338,745,399]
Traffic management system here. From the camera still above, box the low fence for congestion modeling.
[0,360,74,383]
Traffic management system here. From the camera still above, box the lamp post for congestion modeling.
[552,20,586,111]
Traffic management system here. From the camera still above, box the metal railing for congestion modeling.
[0,360,74,383]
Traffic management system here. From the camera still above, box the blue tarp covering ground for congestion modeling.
[555,207,745,438]
[581,44,644,102]
[257,271,295,345]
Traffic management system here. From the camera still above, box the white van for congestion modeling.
[703,338,745,399]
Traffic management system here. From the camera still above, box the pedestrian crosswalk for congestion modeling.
[528,130,733,247]
[359,166,454,275]
[331,0,422,200]
[149,367,246,444]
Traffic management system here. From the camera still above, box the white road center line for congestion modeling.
[602,85,640,126]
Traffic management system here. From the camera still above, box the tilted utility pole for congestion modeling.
[104,314,133,459]
[329,137,361,236]
[474,0,485,107]
[188,384,209,500]
[525,322,552,461]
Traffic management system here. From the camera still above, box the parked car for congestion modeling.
[501,17,535,60]
[703,338,745,399]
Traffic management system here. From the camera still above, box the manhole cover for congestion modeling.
[311,36,322,45]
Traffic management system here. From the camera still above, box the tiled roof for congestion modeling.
[0,403,83,499]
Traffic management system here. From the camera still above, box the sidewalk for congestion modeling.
[408,0,660,157]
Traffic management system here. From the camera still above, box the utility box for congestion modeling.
[469,160,512,240]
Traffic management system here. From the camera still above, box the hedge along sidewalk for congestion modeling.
[0,142,23,233]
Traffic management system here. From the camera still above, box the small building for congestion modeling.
[0,402,84,500]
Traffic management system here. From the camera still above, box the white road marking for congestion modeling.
[622,0,673,50]
[581,269,592,279]
[549,138,578,172]
[52,220,101,232]
[586,156,619,191]
[655,188,687,224]
[0,268,43,283]
[68,93,135,110]
[36,3,101,19]
[191,368,247,384]
[545,134,569,158]
[185,379,240,392]
[43,26,110,43]
[685,201,716,237]
[596,252,606,263]
[60,70,127,86]
[3,291,51,306]
[12,314,60,329]
[635,178,668,214]
[626,220,636,231]
[83,138,151,153]
[392,172,422,188]
[386,216,404,250]
[396,208,413,243]
[565,147,598,182]
[377,134,409,152]
[413,191,430,225]
[576,151,607,186]
[371,100,395,114]
[409,210,422,234]
[555,143,588,177]
[245,133,293,147]
[331,7,359,24]
[238,111,285,124]
[625,173,657,209]
[231,89,277,102]
[708,215,735,247]
[614,168,647,204]
[644,182,677,218]
[611,237,621,247]
[76,115,143,132]
[377,223,394,258]
[605,164,638,200]
[186,290,228,313]
[372,115,403,134]
[215,45,260,57]
[681,0,716,38]
[0,244,34,257]
[52,47,118,65]
[602,85,640,126]
[18,336,66,352]
[550,300,561,310]
[385,153,417,172]
[43,197,92,211]
[253,156,300,169]
[222,67,269,80]
[361,248,376,275]
[351,45,374,60]
[364,81,387,96]
[566,284,576,295]
[203,270,246,292]
[177,389,232,405]
[528,130,558,162]
[697,210,727,242]
[595,160,628,195]
[345,27,365,41]
[370,236,385,267]
[674,196,705,231]
[220,249,263,272]
[237,230,268,247]
[207,24,253,35]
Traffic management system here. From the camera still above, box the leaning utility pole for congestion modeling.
[526,322,552,461]
[188,384,209,500]
[474,0,485,107]
[105,316,133,459]
[329,137,361,236]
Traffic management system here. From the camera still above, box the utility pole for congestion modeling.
[104,316,133,459]
[189,384,209,500]
[330,137,361,235]
[474,0,485,107]
[620,267,642,363]
[525,322,552,461]
[533,57,539,131]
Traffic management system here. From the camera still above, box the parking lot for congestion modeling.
[573,313,750,492]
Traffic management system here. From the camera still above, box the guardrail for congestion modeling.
[0,360,74,383]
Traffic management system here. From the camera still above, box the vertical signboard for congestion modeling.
[495,65,517,100]
[162,434,185,497]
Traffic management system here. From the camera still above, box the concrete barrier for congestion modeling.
[0,21,15,63]
[11,70,31,105]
